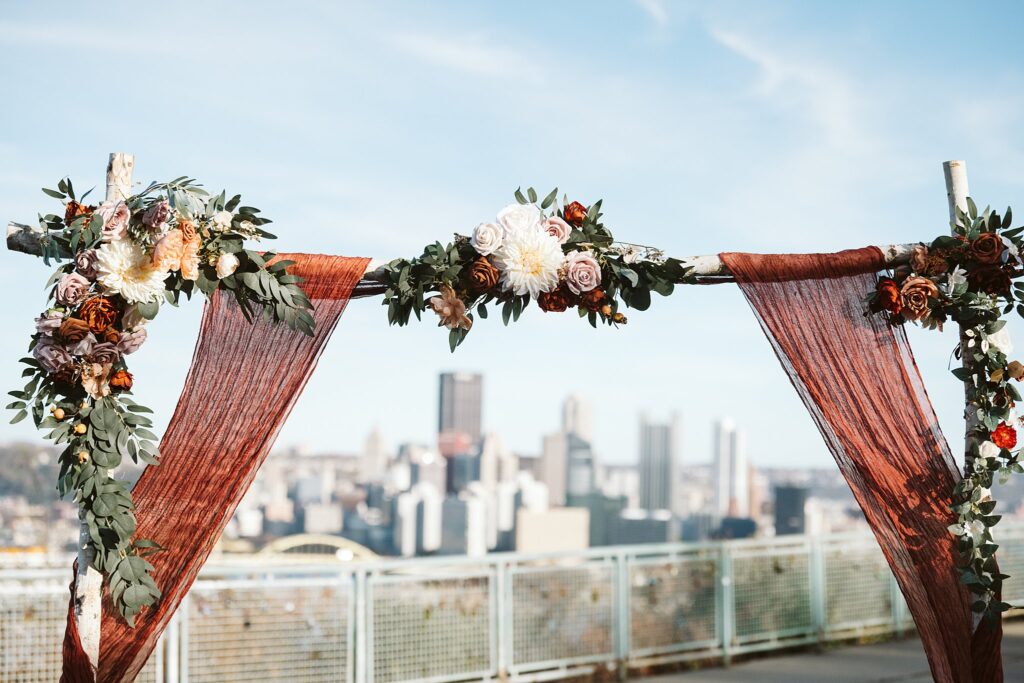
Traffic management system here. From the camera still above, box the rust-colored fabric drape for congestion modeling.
[61,254,370,683]
[720,247,1002,683]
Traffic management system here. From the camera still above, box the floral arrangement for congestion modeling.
[866,198,1024,618]
[382,188,693,349]
[7,177,314,625]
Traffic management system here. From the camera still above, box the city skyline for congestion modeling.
[4,3,1023,471]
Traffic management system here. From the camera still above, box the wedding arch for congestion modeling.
[6,153,1018,683]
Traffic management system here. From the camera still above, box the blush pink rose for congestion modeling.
[543,217,572,244]
[117,327,148,355]
[563,251,602,294]
[96,201,130,242]
[56,272,90,305]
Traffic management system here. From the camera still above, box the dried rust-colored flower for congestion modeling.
[109,369,133,391]
[579,287,606,312]
[78,297,119,334]
[899,276,939,321]
[872,277,902,316]
[910,245,952,276]
[992,422,1017,450]
[58,318,92,344]
[968,266,1012,296]
[537,286,573,313]
[467,257,500,293]
[1008,361,1024,381]
[563,201,588,227]
[102,327,121,344]
[64,201,95,226]
[970,233,1005,265]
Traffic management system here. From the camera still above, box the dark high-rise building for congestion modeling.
[438,372,483,454]
[639,414,680,512]
[774,485,808,536]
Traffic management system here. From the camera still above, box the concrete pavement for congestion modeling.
[645,619,1024,682]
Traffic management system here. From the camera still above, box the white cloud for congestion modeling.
[387,30,545,83]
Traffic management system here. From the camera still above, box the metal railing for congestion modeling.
[4,526,1024,682]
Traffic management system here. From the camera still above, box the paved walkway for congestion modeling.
[646,620,1024,682]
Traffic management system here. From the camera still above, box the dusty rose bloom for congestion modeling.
[96,201,130,242]
[117,327,147,355]
[86,342,120,366]
[56,272,90,305]
[34,310,64,336]
[142,199,172,233]
[563,251,602,295]
[543,217,572,245]
[33,339,73,375]
[900,276,940,321]
[75,249,100,279]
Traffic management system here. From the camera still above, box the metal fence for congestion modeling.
[4,526,1024,682]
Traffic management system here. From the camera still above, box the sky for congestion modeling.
[2,1,1024,469]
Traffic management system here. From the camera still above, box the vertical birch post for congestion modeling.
[74,152,134,670]
[943,160,984,630]
[943,160,973,475]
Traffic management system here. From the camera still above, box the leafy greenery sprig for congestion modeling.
[9,177,314,625]
[383,188,693,351]
[867,198,1024,619]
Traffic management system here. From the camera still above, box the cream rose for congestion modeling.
[563,251,602,295]
[496,203,543,235]
[470,222,504,256]
[212,210,234,230]
[216,252,240,278]
[543,217,572,244]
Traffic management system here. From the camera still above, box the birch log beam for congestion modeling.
[73,153,134,671]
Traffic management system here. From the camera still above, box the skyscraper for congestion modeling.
[638,414,680,511]
[562,394,593,441]
[438,372,483,454]
[713,418,749,517]
[774,485,808,535]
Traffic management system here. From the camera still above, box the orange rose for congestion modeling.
[78,297,119,334]
[563,201,588,227]
[58,318,91,344]
[467,257,500,293]
[152,227,201,281]
[872,277,902,316]
[899,276,938,321]
[64,201,94,226]
[109,369,133,391]
[970,233,1004,265]
[991,422,1017,450]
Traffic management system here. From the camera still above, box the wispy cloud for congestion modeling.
[634,0,669,27]
[711,28,866,152]
[387,30,545,83]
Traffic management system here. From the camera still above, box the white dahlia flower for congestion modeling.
[496,203,544,236]
[493,229,563,298]
[95,239,167,303]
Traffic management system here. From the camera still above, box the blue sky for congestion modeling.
[2,1,1024,468]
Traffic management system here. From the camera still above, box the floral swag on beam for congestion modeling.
[866,199,1024,620]
[8,176,314,626]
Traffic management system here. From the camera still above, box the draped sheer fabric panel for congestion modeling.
[61,255,370,682]
[720,248,1001,683]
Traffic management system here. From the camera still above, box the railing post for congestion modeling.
[173,594,186,683]
[616,549,630,681]
[810,536,827,647]
[495,559,509,681]
[355,568,368,683]
[346,569,356,683]
[718,543,734,666]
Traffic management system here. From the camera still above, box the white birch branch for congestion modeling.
[74,153,134,671]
